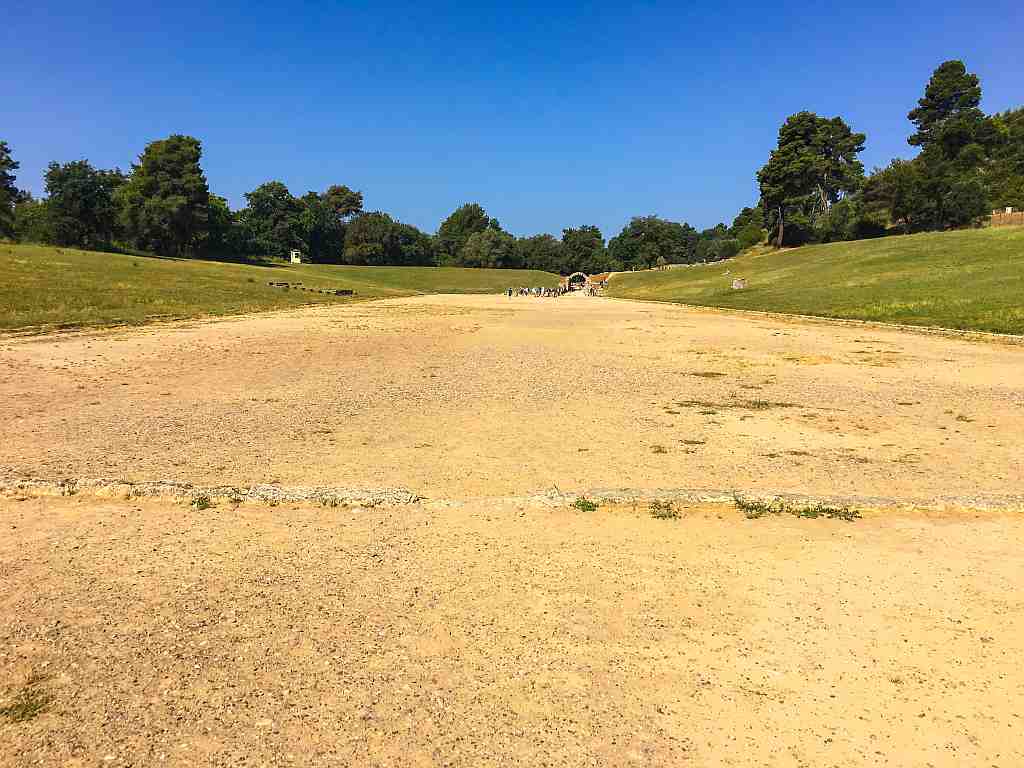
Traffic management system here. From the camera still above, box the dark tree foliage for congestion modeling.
[862,159,929,232]
[43,160,126,248]
[239,182,362,261]
[607,216,697,269]
[758,112,865,246]
[864,60,1008,232]
[297,185,363,263]
[986,107,1024,209]
[202,194,256,259]
[298,192,341,263]
[908,60,992,160]
[729,206,761,235]
[515,234,566,273]
[812,199,883,243]
[12,193,54,243]
[117,135,210,256]
[717,208,766,257]
[240,181,302,257]
[343,212,435,266]
[456,228,519,268]
[435,203,500,264]
[695,234,741,262]
[905,61,993,230]
[561,225,617,274]
[0,140,19,238]
[733,222,765,249]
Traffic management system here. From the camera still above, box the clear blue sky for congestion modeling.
[5,0,1022,237]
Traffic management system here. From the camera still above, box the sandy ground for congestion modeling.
[2,496,1022,766]
[0,292,1021,502]
[2,294,1024,765]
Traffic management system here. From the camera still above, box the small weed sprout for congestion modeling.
[649,500,679,520]
[191,493,212,510]
[0,673,53,723]
[572,496,599,512]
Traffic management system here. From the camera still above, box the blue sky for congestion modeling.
[5,0,1022,237]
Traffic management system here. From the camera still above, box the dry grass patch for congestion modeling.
[1,673,53,723]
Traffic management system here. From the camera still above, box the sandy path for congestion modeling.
[3,296,1024,765]
[1,293,1021,503]
[1,495,1022,766]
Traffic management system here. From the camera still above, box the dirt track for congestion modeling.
[2,294,1024,765]
[1,292,1021,503]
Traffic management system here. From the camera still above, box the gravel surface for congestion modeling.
[0,293,1021,502]
[2,293,1023,765]
[2,496,1022,766]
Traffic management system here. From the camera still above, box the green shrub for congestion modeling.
[572,496,599,512]
[733,494,859,521]
[649,500,679,519]
[190,493,212,510]
[737,223,764,250]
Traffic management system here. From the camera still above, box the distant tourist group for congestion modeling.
[505,286,567,298]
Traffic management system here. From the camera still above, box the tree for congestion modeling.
[343,212,435,266]
[297,192,342,262]
[757,112,865,246]
[987,108,1024,209]
[457,228,518,268]
[862,159,930,232]
[12,193,54,243]
[809,117,867,214]
[202,194,255,258]
[735,222,764,250]
[323,185,363,219]
[241,181,302,257]
[295,184,363,262]
[436,203,500,263]
[515,234,566,273]
[888,60,999,231]
[607,216,696,269]
[943,176,988,227]
[729,206,761,236]
[43,160,125,248]
[908,60,992,161]
[117,135,210,255]
[0,141,19,238]
[562,225,616,274]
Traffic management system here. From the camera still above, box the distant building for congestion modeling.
[290,249,303,264]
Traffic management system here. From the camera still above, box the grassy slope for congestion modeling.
[0,244,559,330]
[608,227,1024,335]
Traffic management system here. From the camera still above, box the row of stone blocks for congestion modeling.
[267,281,354,296]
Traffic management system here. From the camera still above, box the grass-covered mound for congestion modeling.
[608,227,1024,335]
[0,244,559,330]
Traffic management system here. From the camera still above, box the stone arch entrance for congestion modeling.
[567,272,588,289]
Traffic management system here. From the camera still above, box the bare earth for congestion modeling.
[2,293,1023,765]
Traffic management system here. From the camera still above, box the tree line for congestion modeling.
[2,58,1021,272]
[757,59,1023,247]
[0,133,750,273]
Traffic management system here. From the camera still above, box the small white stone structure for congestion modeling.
[732,278,747,290]
[289,249,303,264]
